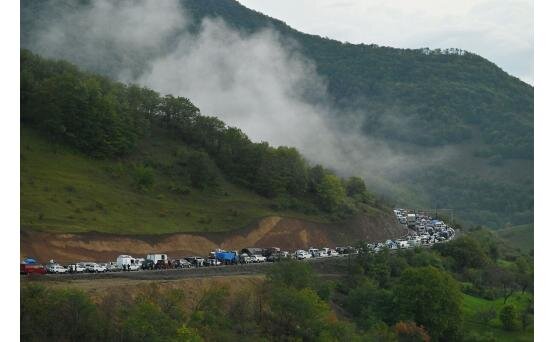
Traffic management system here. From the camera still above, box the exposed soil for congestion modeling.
[21,212,405,263]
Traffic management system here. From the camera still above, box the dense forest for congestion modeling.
[20,0,534,229]
[21,228,533,341]
[21,49,376,222]
[183,0,533,159]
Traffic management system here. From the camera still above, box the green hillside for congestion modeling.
[20,50,380,234]
[20,0,533,229]
[21,127,318,234]
[497,224,534,253]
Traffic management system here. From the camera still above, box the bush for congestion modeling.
[132,165,154,191]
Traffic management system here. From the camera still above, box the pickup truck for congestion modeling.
[252,255,266,263]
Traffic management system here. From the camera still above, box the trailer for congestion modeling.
[145,253,168,265]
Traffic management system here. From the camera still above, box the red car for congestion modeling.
[20,263,47,275]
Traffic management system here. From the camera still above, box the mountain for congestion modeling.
[20,49,386,235]
[20,0,533,228]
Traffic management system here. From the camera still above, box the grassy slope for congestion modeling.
[496,224,534,253]
[20,127,332,235]
[462,293,533,341]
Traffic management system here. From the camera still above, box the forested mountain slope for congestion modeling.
[20,0,533,228]
[21,50,382,234]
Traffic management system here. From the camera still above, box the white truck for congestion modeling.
[117,255,141,271]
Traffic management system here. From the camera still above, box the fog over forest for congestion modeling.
[24,0,456,199]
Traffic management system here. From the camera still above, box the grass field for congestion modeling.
[461,292,533,341]
[496,224,534,253]
[20,127,332,235]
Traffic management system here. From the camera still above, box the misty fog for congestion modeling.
[24,0,457,198]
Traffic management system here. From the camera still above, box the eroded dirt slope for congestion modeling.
[21,212,405,263]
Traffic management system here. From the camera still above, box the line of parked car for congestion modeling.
[20,208,455,275]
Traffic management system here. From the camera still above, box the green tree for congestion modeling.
[122,299,178,341]
[434,236,489,271]
[187,150,218,189]
[265,286,331,341]
[393,267,462,340]
[316,173,346,212]
[499,304,518,331]
[346,280,397,329]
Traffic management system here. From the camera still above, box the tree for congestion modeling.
[345,176,367,197]
[186,150,218,189]
[266,259,316,290]
[393,267,462,340]
[482,264,518,303]
[499,304,518,331]
[434,236,489,271]
[316,173,346,212]
[346,280,397,329]
[515,255,533,294]
[265,286,331,341]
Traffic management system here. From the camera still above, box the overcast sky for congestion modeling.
[238,0,533,84]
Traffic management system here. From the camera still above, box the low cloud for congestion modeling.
[25,0,456,195]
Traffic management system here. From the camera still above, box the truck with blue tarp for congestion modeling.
[215,251,238,264]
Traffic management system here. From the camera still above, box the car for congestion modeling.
[206,258,222,266]
[67,264,86,273]
[267,254,280,262]
[21,264,47,275]
[142,259,155,270]
[189,257,206,267]
[105,262,122,272]
[252,255,266,263]
[84,262,107,273]
[47,264,68,274]
[154,260,171,269]
[295,250,310,260]
[328,250,339,257]
[239,254,256,263]
[173,259,193,268]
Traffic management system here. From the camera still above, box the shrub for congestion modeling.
[132,165,154,191]
[499,304,518,331]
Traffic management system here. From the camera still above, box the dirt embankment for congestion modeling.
[21,211,404,263]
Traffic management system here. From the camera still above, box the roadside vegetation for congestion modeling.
[21,227,533,341]
[21,50,382,234]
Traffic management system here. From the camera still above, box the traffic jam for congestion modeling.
[20,209,456,276]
